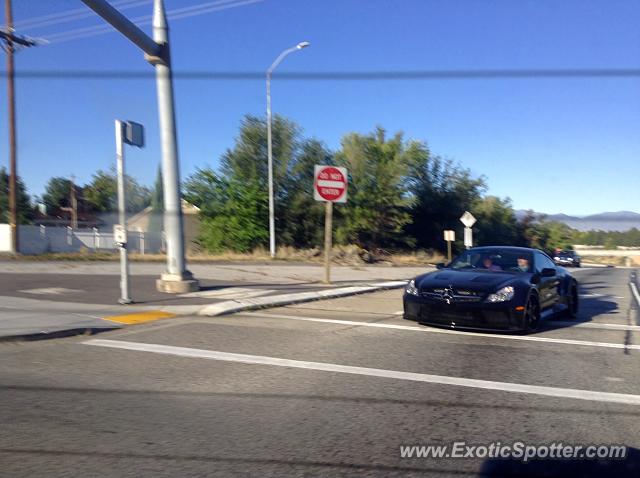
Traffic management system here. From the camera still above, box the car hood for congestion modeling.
[416,269,520,293]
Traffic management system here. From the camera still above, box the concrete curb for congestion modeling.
[0,280,410,341]
[0,326,120,343]
[198,280,408,317]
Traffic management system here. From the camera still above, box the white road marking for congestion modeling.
[580,293,625,299]
[546,321,640,331]
[84,338,640,406]
[630,282,640,306]
[17,287,83,295]
[179,287,274,299]
[243,312,640,350]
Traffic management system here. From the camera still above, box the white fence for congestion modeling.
[0,224,165,255]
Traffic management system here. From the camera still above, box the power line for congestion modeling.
[3,68,640,80]
[14,0,150,30]
[43,0,263,44]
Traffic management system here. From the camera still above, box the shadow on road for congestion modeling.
[538,295,619,332]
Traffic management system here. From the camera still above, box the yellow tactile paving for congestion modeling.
[104,310,176,325]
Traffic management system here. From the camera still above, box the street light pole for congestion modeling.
[150,0,195,291]
[266,41,310,258]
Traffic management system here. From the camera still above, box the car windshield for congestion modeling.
[558,251,575,257]
[449,249,533,273]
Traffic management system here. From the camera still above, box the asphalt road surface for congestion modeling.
[1,266,639,477]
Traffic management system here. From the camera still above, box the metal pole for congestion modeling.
[324,201,333,284]
[265,42,310,259]
[447,240,452,263]
[152,0,190,283]
[115,120,131,304]
[79,0,196,293]
[5,0,17,253]
[79,0,159,56]
[266,72,276,258]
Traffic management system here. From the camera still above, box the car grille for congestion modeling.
[421,304,511,329]
[420,288,484,303]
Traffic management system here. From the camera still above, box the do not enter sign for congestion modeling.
[314,165,348,203]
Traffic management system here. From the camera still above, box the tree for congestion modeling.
[471,196,520,246]
[0,167,33,224]
[189,114,331,252]
[184,168,268,252]
[406,151,487,251]
[83,168,151,213]
[334,127,414,249]
[518,210,549,249]
[278,138,331,247]
[150,166,164,211]
[148,166,165,233]
[42,177,74,213]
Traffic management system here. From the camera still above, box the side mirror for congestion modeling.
[436,262,446,269]
[541,267,556,277]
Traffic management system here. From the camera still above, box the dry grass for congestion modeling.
[0,245,443,266]
[581,255,631,267]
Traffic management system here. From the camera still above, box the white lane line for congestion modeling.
[243,312,640,351]
[580,293,625,299]
[630,282,640,306]
[545,320,640,331]
[84,338,640,406]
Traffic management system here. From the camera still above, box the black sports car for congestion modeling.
[553,250,581,267]
[403,246,579,333]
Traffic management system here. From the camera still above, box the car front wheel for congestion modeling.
[524,295,540,333]
[564,283,579,319]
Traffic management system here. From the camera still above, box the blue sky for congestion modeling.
[1,0,639,215]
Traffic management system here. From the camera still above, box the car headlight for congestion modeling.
[405,279,419,296]
[486,286,515,303]
[553,256,560,260]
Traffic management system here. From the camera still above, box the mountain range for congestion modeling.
[514,210,640,232]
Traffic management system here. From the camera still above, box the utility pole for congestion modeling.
[80,0,198,293]
[70,175,78,229]
[1,0,37,254]
[60,175,78,229]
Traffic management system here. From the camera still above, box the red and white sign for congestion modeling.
[314,165,348,203]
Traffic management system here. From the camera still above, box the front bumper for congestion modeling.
[554,259,577,266]
[403,293,526,332]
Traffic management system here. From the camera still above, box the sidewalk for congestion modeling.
[0,261,427,340]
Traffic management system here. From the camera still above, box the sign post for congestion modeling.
[115,119,144,304]
[314,165,348,284]
[443,230,455,262]
[460,211,477,250]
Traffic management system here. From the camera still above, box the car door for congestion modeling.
[534,252,560,309]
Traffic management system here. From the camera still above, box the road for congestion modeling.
[1,266,638,477]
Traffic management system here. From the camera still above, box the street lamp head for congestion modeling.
[296,41,311,50]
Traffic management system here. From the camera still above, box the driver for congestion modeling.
[516,256,530,273]
[482,256,502,271]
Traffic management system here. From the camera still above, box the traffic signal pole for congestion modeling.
[80,0,198,293]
